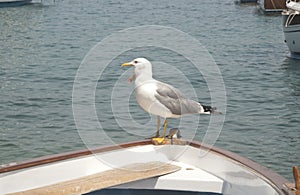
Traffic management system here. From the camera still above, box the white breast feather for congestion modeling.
[135,82,172,118]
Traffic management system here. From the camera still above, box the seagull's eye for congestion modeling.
[134,60,138,64]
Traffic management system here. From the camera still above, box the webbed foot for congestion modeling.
[152,137,165,145]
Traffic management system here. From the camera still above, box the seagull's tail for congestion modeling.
[202,105,220,114]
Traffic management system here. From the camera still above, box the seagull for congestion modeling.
[121,58,216,144]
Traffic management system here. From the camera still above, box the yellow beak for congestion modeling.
[121,62,133,67]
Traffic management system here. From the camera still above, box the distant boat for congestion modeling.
[0,0,31,8]
[238,0,258,3]
[0,138,298,195]
[259,0,287,12]
[282,0,300,56]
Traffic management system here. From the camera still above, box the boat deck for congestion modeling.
[0,141,292,195]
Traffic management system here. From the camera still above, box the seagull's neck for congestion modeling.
[135,72,153,86]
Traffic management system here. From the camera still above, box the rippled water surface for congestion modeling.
[0,0,299,181]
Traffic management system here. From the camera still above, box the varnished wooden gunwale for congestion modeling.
[0,140,290,194]
[0,140,152,174]
[294,166,300,194]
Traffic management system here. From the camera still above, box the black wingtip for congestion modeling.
[202,105,217,114]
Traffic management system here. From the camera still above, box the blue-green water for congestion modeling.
[0,0,299,181]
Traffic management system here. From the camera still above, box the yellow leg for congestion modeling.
[152,118,168,145]
[162,118,168,138]
[155,116,160,138]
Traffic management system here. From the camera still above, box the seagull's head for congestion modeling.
[121,58,153,79]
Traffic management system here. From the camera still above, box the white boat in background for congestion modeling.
[0,138,298,195]
[286,0,300,10]
[283,0,300,57]
[0,0,31,7]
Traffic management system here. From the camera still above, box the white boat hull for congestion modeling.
[283,26,300,54]
[282,10,300,55]
[0,140,292,195]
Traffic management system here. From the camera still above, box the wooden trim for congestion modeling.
[264,0,286,10]
[0,140,290,194]
[0,140,152,174]
[294,166,300,191]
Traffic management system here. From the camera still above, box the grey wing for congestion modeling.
[155,82,202,115]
